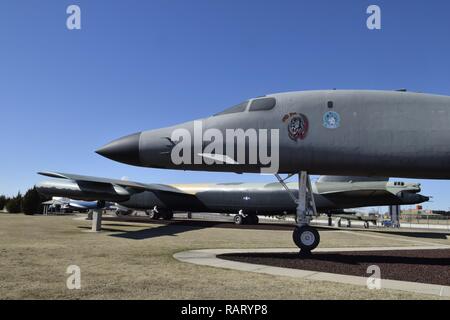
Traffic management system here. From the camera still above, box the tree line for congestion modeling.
[0,188,50,215]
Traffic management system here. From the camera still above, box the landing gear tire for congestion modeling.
[161,210,174,220]
[293,225,320,253]
[243,215,253,225]
[147,210,160,220]
[245,215,259,225]
[234,215,244,225]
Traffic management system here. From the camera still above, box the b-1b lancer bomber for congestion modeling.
[96,90,450,251]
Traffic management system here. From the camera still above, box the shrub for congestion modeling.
[22,187,42,215]
[6,193,22,213]
[0,195,6,211]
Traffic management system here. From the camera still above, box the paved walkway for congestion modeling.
[174,246,450,298]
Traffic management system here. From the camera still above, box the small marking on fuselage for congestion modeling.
[323,111,341,129]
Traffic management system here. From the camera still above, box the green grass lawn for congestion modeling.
[0,214,448,299]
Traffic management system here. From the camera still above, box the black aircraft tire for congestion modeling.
[162,210,174,220]
[243,215,253,225]
[148,210,160,220]
[292,226,320,252]
[246,215,259,225]
[234,215,244,225]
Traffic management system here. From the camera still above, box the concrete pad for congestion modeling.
[256,266,318,278]
[308,272,367,286]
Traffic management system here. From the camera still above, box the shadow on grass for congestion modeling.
[371,230,449,240]
[78,216,335,240]
[78,223,208,240]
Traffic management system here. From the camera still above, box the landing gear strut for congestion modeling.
[147,206,160,220]
[275,171,320,253]
[147,206,174,220]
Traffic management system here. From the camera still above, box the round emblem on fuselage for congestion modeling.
[282,113,309,141]
[322,111,341,129]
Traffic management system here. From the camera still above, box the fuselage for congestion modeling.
[97,90,450,179]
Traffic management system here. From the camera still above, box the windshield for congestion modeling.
[249,97,276,111]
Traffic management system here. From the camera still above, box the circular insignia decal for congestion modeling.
[282,113,309,141]
[322,111,341,129]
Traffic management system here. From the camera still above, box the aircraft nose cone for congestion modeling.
[96,132,141,166]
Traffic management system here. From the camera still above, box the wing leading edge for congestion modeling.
[37,171,188,195]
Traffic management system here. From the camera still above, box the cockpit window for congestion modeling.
[249,97,276,112]
[214,101,248,116]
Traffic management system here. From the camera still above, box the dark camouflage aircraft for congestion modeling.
[36,172,428,225]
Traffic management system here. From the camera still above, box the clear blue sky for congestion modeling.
[1,0,450,210]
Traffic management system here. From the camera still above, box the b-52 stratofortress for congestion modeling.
[37,172,428,225]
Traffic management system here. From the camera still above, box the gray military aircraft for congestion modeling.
[36,172,428,225]
[43,197,126,215]
[95,90,447,251]
[332,211,379,229]
[44,197,104,213]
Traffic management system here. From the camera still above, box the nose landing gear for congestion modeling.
[275,171,320,254]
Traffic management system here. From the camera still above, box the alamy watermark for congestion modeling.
[366,265,381,290]
[66,265,81,290]
[367,5,381,30]
[66,5,81,30]
[64,5,380,31]
[170,121,280,174]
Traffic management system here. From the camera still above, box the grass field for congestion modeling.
[0,214,449,299]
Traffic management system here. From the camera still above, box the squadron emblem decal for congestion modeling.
[322,111,341,129]
[282,113,309,141]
